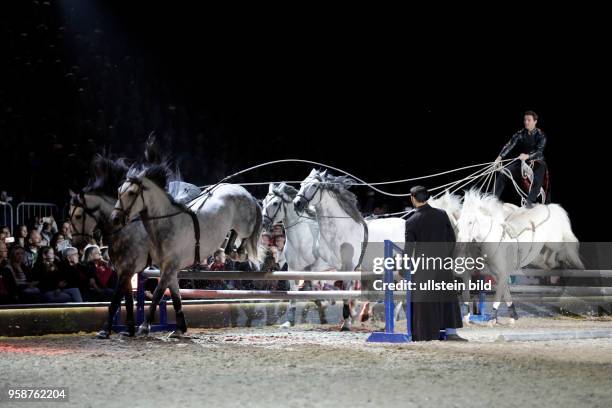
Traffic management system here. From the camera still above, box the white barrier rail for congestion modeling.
[143,268,373,281]
[16,202,59,226]
[0,202,13,234]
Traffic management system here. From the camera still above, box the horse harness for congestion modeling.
[114,177,202,266]
[482,205,552,268]
[69,193,111,241]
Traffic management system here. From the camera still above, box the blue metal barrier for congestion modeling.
[112,272,175,333]
[367,240,412,343]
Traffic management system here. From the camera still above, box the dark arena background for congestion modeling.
[1,2,611,407]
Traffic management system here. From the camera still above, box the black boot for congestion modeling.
[176,310,188,333]
[508,303,519,320]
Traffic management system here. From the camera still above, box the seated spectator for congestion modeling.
[15,225,28,248]
[260,232,272,247]
[272,224,284,237]
[233,247,257,290]
[274,235,286,252]
[0,235,8,265]
[81,244,117,301]
[60,221,73,245]
[37,215,58,241]
[0,245,41,303]
[1,226,11,239]
[100,246,110,262]
[50,232,69,257]
[201,248,227,289]
[59,247,87,295]
[24,229,43,267]
[35,246,83,303]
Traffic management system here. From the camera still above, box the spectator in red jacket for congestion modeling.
[81,244,117,301]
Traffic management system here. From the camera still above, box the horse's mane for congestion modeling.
[429,190,462,218]
[82,153,130,197]
[462,188,504,219]
[273,183,298,198]
[319,172,364,224]
[272,183,316,218]
[127,162,174,190]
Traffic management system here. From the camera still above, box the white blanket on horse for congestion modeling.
[503,205,549,239]
[168,181,201,204]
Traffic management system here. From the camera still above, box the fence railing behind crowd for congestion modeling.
[62,202,71,222]
[16,202,59,227]
[1,202,14,234]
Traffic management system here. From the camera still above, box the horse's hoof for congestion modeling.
[279,321,292,329]
[136,324,150,336]
[320,318,328,325]
[95,330,110,339]
[359,311,370,323]
[487,319,496,328]
[120,330,135,337]
[340,324,351,332]
[168,330,184,339]
[462,315,471,325]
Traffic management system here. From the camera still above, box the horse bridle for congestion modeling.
[263,190,310,230]
[115,177,202,266]
[70,193,102,241]
[295,176,323,209]
[113,177,147,224]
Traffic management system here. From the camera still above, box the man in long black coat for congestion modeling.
[404,186,466,341]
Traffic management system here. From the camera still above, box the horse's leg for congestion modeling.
[340,280,353,331]
[122,278,136,337]
[280,280,298,328]
[137,271,171,336]
[339,243,355,332]
[168,276,187,337]
[489,267,504,325]
[96,272,130,339]
[503,283,518,322]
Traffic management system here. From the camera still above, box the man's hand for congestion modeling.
[494,156,502,169]
[518,153,530,161]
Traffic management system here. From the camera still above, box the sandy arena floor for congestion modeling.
[2,317,612,408]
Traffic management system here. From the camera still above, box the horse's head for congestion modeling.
[69,190,102,246]
[293,169,326,212]
[111,176,147,227]
[456,189,504,242]
[262,183,294,231]
[111,162,171,227]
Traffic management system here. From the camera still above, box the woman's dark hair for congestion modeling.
[8,245,25,263]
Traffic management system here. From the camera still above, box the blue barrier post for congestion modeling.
[367,240,411,343]
[469,277,491,322]
[136,272,145,326]
[135,272,175,332]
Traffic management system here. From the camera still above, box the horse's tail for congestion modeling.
[549,204,585,269]
[246,200,263,267]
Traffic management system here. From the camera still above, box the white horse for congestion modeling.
[293,169,408,330]
[110,163,262,336]
[456,189,583,324]
[262,182,332,326]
